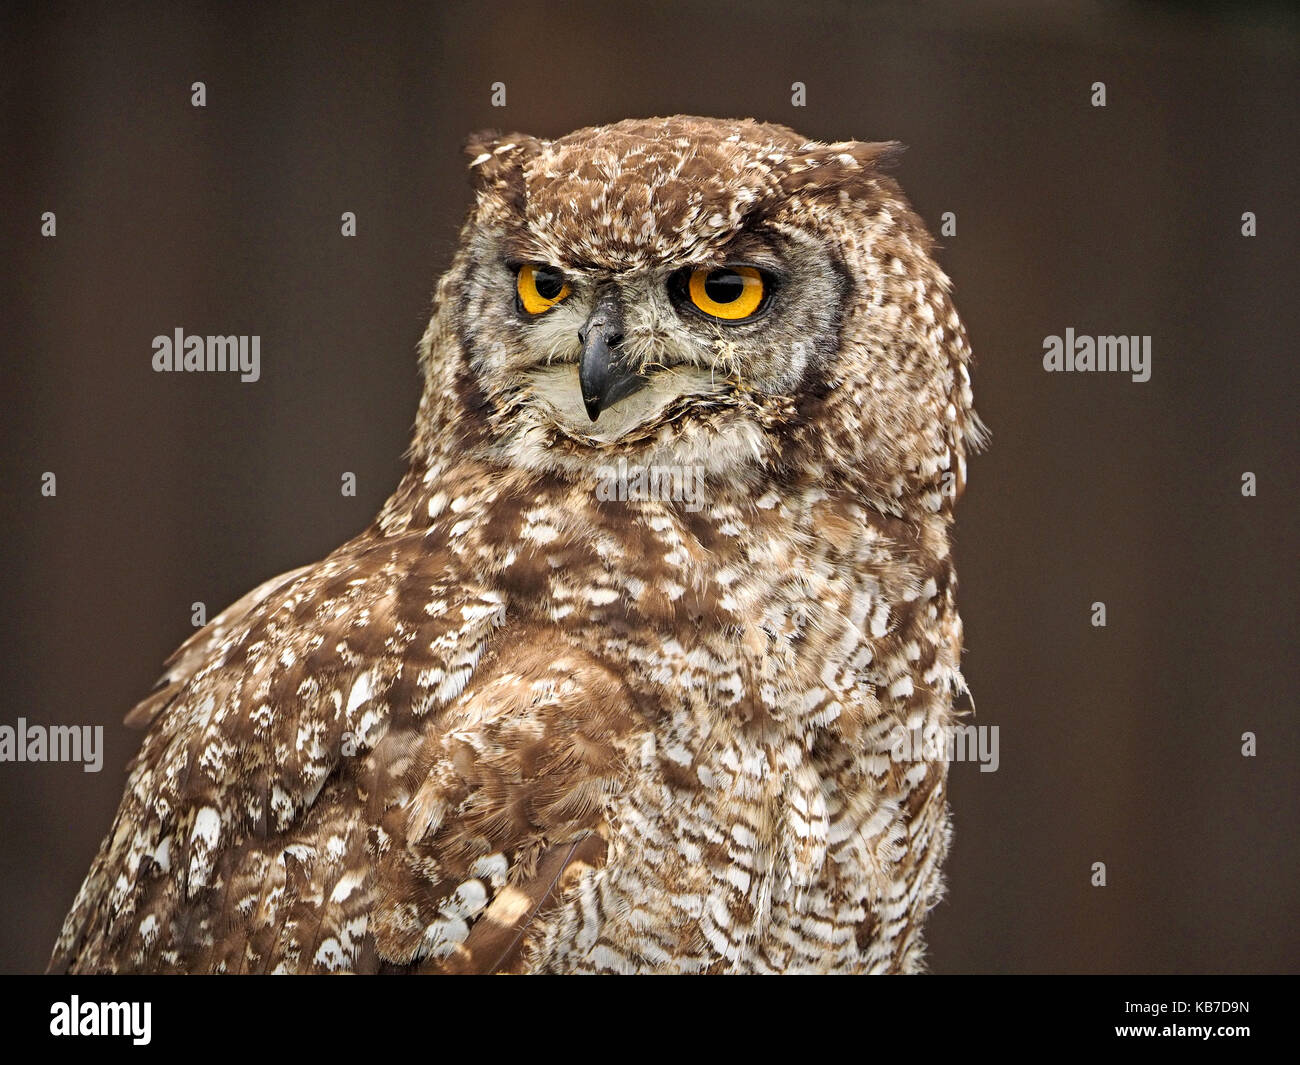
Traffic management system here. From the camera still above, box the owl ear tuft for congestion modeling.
[776,140,905,199]
[463,130,544,201]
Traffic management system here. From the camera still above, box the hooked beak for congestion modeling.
[578,287,646,421]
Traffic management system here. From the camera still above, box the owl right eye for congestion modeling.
[516,264,572,315]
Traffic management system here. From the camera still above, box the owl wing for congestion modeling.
[50,528,637,973]
[120,563,314,731]
[367,642,637,973]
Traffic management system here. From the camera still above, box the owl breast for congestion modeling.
[518,500,958,974]
[530,665,953,974]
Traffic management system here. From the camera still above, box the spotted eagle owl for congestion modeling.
[52,116,984,974]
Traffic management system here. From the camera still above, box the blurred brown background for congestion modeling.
[2,0,1296,974]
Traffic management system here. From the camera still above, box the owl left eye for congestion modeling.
[516,264,572,315]
[676,265,769,322]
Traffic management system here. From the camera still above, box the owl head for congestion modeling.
[415,117,982,515]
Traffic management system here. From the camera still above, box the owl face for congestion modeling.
[433,117,979,504]
[458,222,845,447]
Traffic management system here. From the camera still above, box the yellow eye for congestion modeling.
[687,266,766,321]
[516,264,572,314]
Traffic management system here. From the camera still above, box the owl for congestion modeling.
[51,116,984,974]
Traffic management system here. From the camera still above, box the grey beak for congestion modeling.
[578,288,646,421]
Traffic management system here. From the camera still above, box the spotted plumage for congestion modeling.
[52,116,984,974]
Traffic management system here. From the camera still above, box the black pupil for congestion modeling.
[704,269,746,304]
[533,267,565,301]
